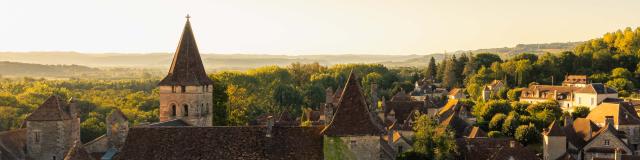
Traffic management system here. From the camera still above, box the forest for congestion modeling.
[1,27,640,150]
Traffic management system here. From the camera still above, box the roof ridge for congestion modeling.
[158,18,213,86]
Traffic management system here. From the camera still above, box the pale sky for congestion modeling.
[2,0,640,55]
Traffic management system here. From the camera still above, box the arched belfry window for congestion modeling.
[171,104,177,116]
[183,104,189,116]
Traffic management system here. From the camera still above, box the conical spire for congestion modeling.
[321,71,385,136]
[159,16,213,86]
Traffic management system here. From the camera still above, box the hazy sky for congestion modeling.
[2,0,640,55]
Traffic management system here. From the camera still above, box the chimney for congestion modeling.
[68,97,79,118]
[509,140,517,148]
[266,116,274,138]
[564,114,573,126]
[605,116,614,126]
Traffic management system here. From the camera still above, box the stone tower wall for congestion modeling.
[340,136,384,160]
[26,120,76,160]
[159,85,213,126]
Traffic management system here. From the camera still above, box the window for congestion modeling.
[171,105,177,116]
[53,156,56,160]
[604,140,610,146]
[202,86,205,92]
[578,97,582,104]
[183,105,189,116]
[172,86,176,93]
[398,146,403,153]
[591,98,594,105]
[350,140,356,147]
[181,86,186,93]
[34,131,40,143]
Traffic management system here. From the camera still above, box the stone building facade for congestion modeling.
[157,17,214,127]
[25,96,80,160]
[321,72,394,160]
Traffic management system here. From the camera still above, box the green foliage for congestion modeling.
[589,73,610,83]
[611,67,633,79]
[502,112,520,136]
[515,124,539,145]
[489,113,507,131]
[571,106,590,119]
[606,78,634,96]
[507,88,522,101]
[474,100,511,122]
[397,151,429,160]
[413,114,458,160]
[323,137,357,160]
[487,131,504,138]
[425,57,437,80]
[494,87,509,100]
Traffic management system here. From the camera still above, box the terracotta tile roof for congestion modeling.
[574,83,617,94]
[544,120,565,136]
[487,143,539,160]
[438,113,470,137]
[0,129,26,160]
[465,126,487,138]
[384,101,423,125]
[390,91,411,101]
[64,141,96,160]
[158,19,213,86]
[586,102,640,125]
[563,118,599,148]
[456,138,537,160]
[147,119,192,127]
[115,126,324,160]
[562,75,588,84]
[437,99,459,116]
[321,71,385,136]
[448,88,463,96]
[26,96,72,121]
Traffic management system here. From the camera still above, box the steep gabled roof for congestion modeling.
[64,141,95,160]
[26,96,72,121]
[321,71,385,136]
[544,120,565,136]
[575,83,617,94]
[158,18,213,86]
[466,126,488,138]
[438,113,470,137]
[587,102,640,125]
[0,129,27,160]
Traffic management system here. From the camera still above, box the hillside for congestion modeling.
[382,42,580,67]
[0,61,163,79]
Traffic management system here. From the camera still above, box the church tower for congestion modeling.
[158,15,214,126]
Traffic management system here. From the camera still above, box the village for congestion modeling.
[1,17,640,160]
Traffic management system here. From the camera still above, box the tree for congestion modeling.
[571,106,590,119]
[413,114,457,160]
[502,112,520,136]
[489,113,507,131]
[443,58,458,88]
[474,53,503,68]
[507,88,522,101]
[611,67,633,79]
[487,131,504,138]
[606,78,634,96]
[515,124,539,145]
[474,100,511,122]
[426,57,437,80]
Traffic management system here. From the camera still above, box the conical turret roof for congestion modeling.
[159,17,213,86]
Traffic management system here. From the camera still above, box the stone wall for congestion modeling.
[27,120,74,160]
[159,85,213,126]
[543,136,566,160]
[582,130,631,160]
[323,136,386,160]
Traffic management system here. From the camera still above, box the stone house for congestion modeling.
[83,109,130,159]
[321,71,395,160]
[586,102,640,153]
[520,75,618,110]
[447,88,467,100]
[482,80,506,101]
[542,106,640,160]
[25,96,81,160]
[157,17,214,127]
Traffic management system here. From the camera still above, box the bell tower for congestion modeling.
[158,15,214,126]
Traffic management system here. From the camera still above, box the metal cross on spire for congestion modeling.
[185,14,191,20]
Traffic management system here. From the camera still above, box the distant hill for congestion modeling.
[382,42,581,67]
[0,42,581,73]
[0,61,163,79]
